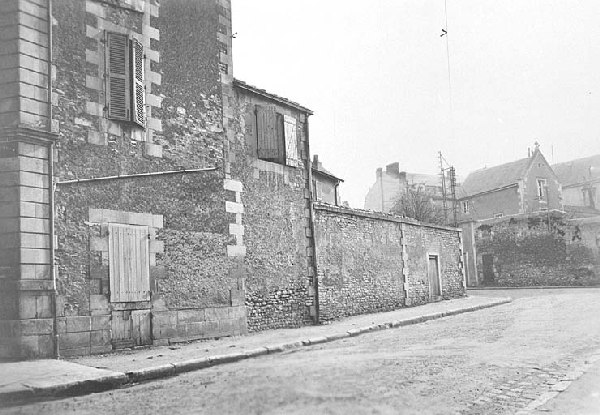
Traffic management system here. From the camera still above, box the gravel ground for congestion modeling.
[4,288,600,415]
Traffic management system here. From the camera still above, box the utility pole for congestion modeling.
[439,151,448,224]
[449,166,458,226]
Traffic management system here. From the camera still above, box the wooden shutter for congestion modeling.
[244,107,257,156]
[130,38,146,127]
[284,115,299,166]
[256,105,279,159]
[106,32,130,121]
[108,224,150,302]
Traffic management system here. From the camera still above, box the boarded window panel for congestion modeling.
[106,32,130,121]
[108,224,150,302]
[256,105,280,160]
[275,113,286,163]
[244,107,257,156]
[130,38,146,127]
[284,115,299,166]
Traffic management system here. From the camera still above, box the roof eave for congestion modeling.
[233,79,314,115]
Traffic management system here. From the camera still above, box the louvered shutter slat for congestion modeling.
[106,32,130,121]
[131,38,146,127]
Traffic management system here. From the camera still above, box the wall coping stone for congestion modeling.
[313,202,461,233]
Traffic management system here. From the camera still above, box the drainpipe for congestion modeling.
[305,115,319,324]
[47,0,59,359]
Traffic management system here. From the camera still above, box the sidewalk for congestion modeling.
[0,295,510,405]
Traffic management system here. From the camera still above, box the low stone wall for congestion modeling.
[313,204,465,322]
[474,212,600,286]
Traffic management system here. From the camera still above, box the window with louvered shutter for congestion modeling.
[108,224,150,303]
[284,115,299,166]
[130,38,146,127]
[106,32,130,121]
[256,105,280,160]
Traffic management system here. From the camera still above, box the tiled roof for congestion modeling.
[405,173,441,188]
[312,164,344,183]
[460,156,532,198]
[552,154,600,187]
[233,79,313,115]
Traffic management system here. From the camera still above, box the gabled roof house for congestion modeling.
[459,147,562,221]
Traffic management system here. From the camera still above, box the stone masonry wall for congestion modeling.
[403,222,465,306]
[54,171,246,355]
[313,204,465,321]
[475,212,600,286]
[230,88,315,332]
[314,205,405,321]
[47,0,246,356]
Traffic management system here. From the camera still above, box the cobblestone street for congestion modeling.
[4,289,600,415]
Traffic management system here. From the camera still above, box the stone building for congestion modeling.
[552,154,600,217]
[465,211,600,287]
[364,162,444,212]
[458,146,562,222]
[0,0,465,360]
[311,155,343,206]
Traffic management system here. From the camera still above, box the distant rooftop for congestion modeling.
[552,154,600,187]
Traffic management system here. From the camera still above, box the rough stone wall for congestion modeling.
[54,170,247,355]
[231,88,315,332]
[313,204,465,321]
[403,222,465,306]
[48,0,248,356]
[474,212,600,286]
[314,205,405,321]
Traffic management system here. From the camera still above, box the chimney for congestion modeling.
[312,154,321,170]
[386,162,400,176]
[528,148,531,158]
[376,167,383,179]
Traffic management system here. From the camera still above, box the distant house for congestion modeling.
[364,162,444,212]
[552,155,600,217]
[311,155,343,205]
[458,146,562,221]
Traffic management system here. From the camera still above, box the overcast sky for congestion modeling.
[232,0,600,208]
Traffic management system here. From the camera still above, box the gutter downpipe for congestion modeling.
[47,0,59,359]
[305,115,319,324]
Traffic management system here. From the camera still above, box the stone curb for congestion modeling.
[468,286,600,290]
[0,297,511,405]
[0,373,128,405]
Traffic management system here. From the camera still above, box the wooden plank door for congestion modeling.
[428,255,441,298]
[108,223,150,303]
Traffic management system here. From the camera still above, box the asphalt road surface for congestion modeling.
[4,288,600,415]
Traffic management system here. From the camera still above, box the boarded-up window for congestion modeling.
[284,115,298,166]
[108,224,150,302]
[105,31,146,127]
[255,105,300,166]
[256,105,280,161]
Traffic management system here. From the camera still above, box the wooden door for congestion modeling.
[428,255,441,298]
[108,223,152,348]
[111,310,152,348]
[482,254,494,283]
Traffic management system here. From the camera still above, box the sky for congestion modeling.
[232,0,600,208]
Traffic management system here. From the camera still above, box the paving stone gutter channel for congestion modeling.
[0,297,511,405]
